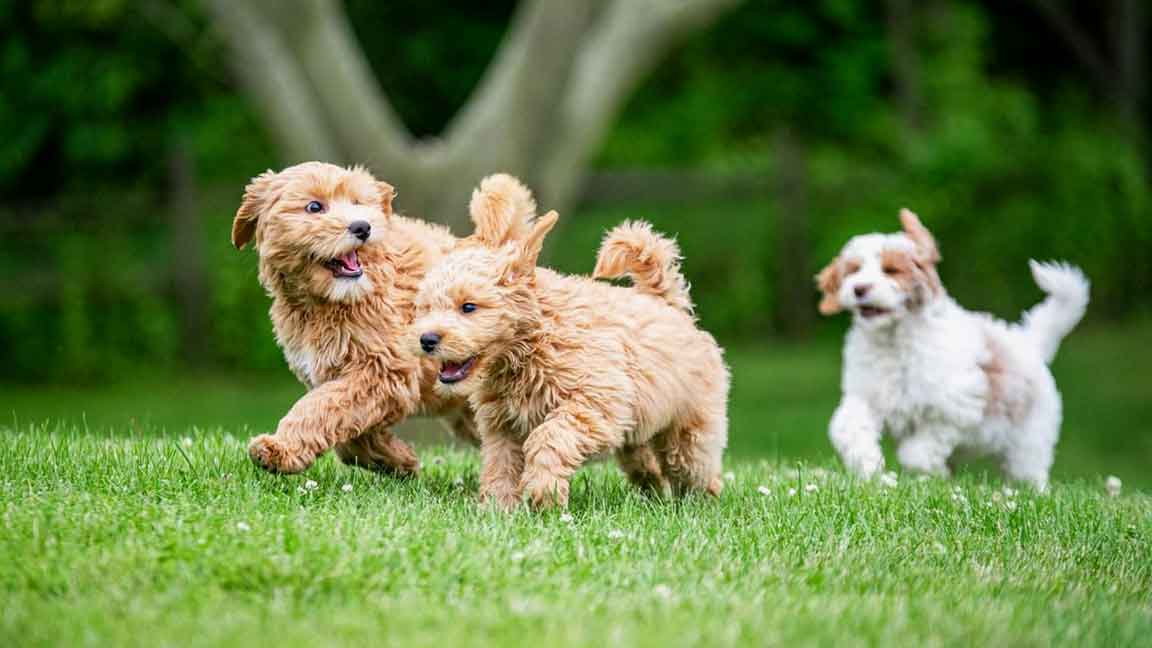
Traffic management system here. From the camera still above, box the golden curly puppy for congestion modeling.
[231,161,477,476]
[411,175,730,509]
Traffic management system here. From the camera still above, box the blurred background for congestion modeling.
[1,0,1148,486]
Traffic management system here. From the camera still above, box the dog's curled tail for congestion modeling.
[470,174,537,245]
[1021,260,1090,364]
[594,220,694,314]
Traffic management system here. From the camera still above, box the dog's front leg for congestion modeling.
[248,369,417,474]
[829,395,885,478]
[478,432,525,511]
[519,404,620,510]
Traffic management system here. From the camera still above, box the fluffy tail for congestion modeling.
[593,220,694,314]
[1021,260,1090,364]
[469,174,537,245]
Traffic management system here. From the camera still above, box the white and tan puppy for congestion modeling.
[816,209,1089,490]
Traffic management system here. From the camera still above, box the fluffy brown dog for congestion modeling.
[231,161,476,475]
[411,175,730,509]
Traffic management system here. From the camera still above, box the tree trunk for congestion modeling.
[885,0,925,132]
[771,129,813,339]
[166,142,210,364]
[201,0,744,229]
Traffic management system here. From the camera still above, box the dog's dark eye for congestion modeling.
[883,265,899,275]
[460,303,478,314]
[305,200,325,214]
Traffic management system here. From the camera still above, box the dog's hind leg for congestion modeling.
[656,409,727,497]
[335,427,420,477]
[616,443,671,497]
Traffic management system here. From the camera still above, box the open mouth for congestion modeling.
[439,357,477,384]
[324,251,363,278]
[858,305,890,319]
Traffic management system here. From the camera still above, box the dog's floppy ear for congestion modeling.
[815,257,844,315]
[377,181,396,216]
[232,170,276,250]
[899,208,940,264]
[501,211,559,285]
[469,174,537,248]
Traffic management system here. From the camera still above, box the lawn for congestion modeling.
[1,324,1150,646]
[1,432,1149,647]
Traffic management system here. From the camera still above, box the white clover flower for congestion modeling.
[653,584,673,600]
[1002,486,1017,498]
[607,529,626,540]
[879,472,899,488]
[757,485,771,497]
[723,471,736,482]
[236,521,251,532]
[1106,476,1122,497]
[341,483,353,493]
[1005,500,1018,512]
[452,477,465,488]
[181,437,193,447]
[787,488,797,497]
[804,483,818,493]
[560,512,574,523]
[303,479,319,491]
[510,551,526,562]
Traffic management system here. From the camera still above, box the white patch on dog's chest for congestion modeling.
[284,345,319,388]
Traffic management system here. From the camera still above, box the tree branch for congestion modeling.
[539,0,745,209]
[1026,0,1114,91]
[201,0,341,162]
[438,0,605,170]
[288,0,416,174]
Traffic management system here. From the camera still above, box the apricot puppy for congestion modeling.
[411,175,730,509]
[231,162,476,476]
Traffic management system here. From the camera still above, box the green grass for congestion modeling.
[1,431,1149,647]
[1,323,1148,645]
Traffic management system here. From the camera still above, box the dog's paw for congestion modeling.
[521,475,570,511]
[843,452,885,480]
[478,491,521,513]
[248,435,314,474]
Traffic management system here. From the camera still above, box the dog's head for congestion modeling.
[816,209,943,328]
[410,174,556,395]
[231,162,395,303]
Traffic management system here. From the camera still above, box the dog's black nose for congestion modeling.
[419,332,441,353]
[348,220,371,242]
[854,284,872,298]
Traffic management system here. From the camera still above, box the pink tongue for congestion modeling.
[339,251,361,272]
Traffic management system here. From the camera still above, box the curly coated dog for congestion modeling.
[410,175,730,510]
[231,162,478,476]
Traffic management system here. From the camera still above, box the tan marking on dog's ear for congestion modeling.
[232,170,276,250]
[377,181,396,215]
[815,257,844,315]
[502,211,559,284]
[899,208,940,263]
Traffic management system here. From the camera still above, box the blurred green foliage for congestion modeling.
[0,0,1148,382]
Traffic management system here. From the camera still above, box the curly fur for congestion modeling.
[410,175,730,510]
[816,209,1090,490]
[232,161,478,475]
